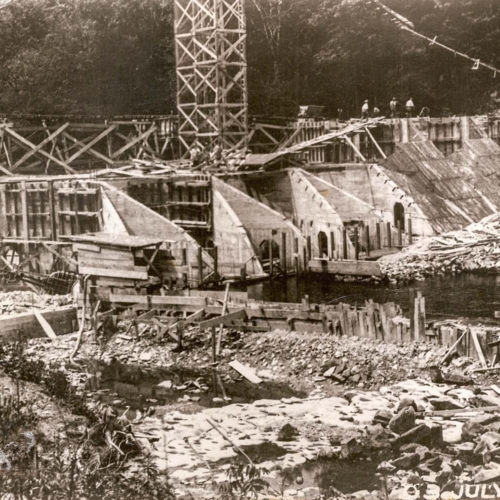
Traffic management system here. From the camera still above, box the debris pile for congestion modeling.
[0,290,73,315]
[381,213,500,283]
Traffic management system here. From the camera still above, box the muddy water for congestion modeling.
[85,360,306,416]
[247,273,500,320]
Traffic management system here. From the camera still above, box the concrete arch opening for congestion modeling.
[394,202,405,231]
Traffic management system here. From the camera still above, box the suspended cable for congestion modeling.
[371,0,500,76]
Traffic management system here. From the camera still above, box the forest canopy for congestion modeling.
[0,0,499,118]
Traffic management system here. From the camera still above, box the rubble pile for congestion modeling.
[380,213,500,283]
[0,290,72,315]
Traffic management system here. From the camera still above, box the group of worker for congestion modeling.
[361,97,415,119]
[189,141,224,170]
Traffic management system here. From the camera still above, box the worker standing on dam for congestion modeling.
[406,97,415,117]
[361,100,370,119]
[390,97,398,117]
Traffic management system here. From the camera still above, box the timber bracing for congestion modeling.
[0,117,178,174]
[174,0,249,153]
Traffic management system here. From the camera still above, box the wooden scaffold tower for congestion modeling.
[174,0,249,153]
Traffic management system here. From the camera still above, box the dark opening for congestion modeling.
[259,240,280,261]
[394,202,405,231]
[318,231,328,258]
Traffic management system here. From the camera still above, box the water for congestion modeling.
[247,273,500,320]
[85,360,306,416]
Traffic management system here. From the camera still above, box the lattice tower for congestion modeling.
[174,0,249,153]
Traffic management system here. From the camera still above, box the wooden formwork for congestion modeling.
[0,117,178,175]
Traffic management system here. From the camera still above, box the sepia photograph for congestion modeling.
[0,0,500,498]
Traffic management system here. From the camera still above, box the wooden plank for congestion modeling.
[168,308,205,333]
[308,259,381,277]
[199,309,247,330]
[109,294,206,307]
[75,244,101,253]
[33,310,57,339]
[471,328,488,368]
[79,266,148,280]
[228,360,262,384]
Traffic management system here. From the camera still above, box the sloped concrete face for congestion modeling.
[212,177,303,272]
[287,169,355,259]
[100,181,214,286]
[212,189,264,278]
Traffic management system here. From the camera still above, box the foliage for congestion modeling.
[0,343,173,499]
[0,0,499,117]
[218,463,270,500]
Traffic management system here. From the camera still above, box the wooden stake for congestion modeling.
[365,226,370,257]
[354,227,359,261]
[216,282,230,356]
[376,222,381,250]
[408,218,413,245]
[471,328,488,368]
[387,222,392,248]
[342,228,348,260]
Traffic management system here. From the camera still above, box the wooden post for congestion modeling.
[329,231,335,260]
[182,245,188,287]
[281,232,287,276]
[408,218,413,245]
[177,323,183,351]
[365,226,370,257]
[213,245,219,280]
[216,281,230,355]
[211,326,217,363]
[354,227,359,261]
[302,295,310,311]
[387,222,392,248]
[306,235,312,261]
[269,238,274,276]
[197,246,203,287]
[20,181,29,256]
[240,266,247,282]
[376,222,381,250]
[397,220,402,248]
[302,245,308,272]
[294,237,300,275]
[342,228,348,260]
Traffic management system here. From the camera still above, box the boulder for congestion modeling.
[373,409,393,427]
[397,398,417,412]
[277,423,299,442]
[429,398,464,411]
[395,424,431,447]
[474,466,500,483]
[341,437,363,459]
[389,407,416,435]
[391,453,420,470]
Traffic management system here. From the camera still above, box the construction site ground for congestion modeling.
[8,307,500,500]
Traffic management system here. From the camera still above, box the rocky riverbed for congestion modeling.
[14,316,500,500]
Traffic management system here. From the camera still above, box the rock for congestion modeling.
[341,437,363,459]
[323,367,336,377]
[462,419,488,441]
[427,425,444,449]
[391,452,420,470]
[474,465,500,483]
[389,407,416,435]
[377,461,396,474]
[443,372,471,385]
[278,423,299,442]
[351,490,372,499]
[373,409,393,427]
[351,374,361,383]
[424,455,442,472]
[395,424,431,447]
[157,380,173,389]
[455,442,475,460]
[428,366,444,383]
[344,391,358,403]
[397,398,417,412]
[430,398,464,411]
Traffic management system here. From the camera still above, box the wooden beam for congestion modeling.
[33,310,57,339]
[65,125,117,164]
[228,360,262,384]
[342,135,366,162]
[111,125,158,159]
[199,308,247,330]
[364,127,387,159]
[11,123,70,171]
[4,128,76,174]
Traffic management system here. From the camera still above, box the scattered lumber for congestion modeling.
[228,360,262,384]
[470,329,488,369]
[33,310,57,339]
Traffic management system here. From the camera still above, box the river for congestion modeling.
[246,273,500,321]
